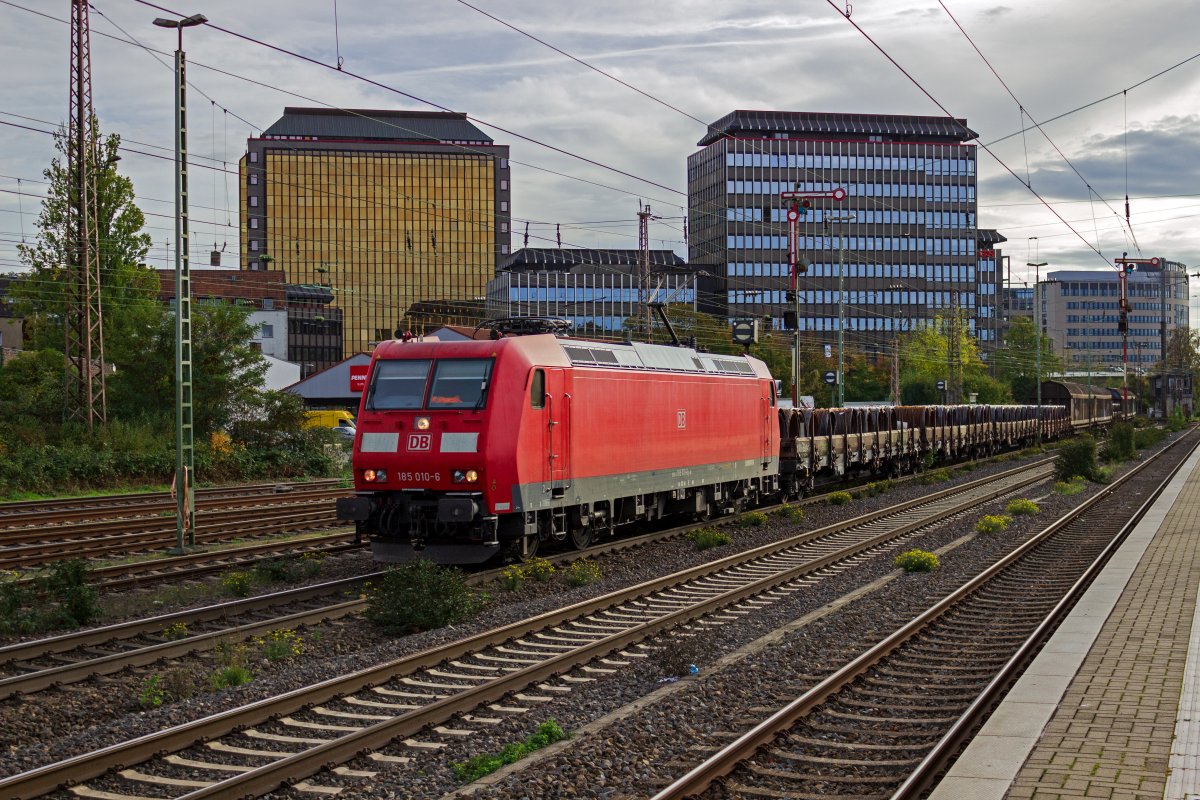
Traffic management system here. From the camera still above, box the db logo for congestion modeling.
[677,410,687,429]
[407,434,432,451]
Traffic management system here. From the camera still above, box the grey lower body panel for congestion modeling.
[511,457,779,513]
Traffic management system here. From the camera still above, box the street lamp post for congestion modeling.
[1028,259,1048,444]
[154,12,207,554]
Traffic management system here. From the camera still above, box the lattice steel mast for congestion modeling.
[66,0,106,427]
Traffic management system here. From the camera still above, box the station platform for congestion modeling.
[929,441,1200,800]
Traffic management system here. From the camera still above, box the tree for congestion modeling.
[899,315,1007,404]
[107,302,268,437]
[0,350,69,444]
[992,317,1061,403]
[13,120,158,355]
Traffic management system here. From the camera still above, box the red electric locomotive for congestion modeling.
[337,322,780,564]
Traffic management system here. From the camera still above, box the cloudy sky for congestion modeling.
[2,0,1198,313]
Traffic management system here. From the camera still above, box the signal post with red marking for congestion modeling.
[1114,254,1160,406]
[779,187,847,406]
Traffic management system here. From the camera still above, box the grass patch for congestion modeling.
[774,504,804,521]
[564,559,601,587]
[894,549,939,572]
[686,527,731,551]
[1005,498,1040,516]
[451,721,568,783]
[740,511,768,527]
[1054,476,1088,496]
[975,514,1013,534]
[525,557,555,582]
[828,490,853,506]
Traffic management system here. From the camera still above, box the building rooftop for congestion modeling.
[262,108,493,144]
[698,110,977,146]
[501,248,687,271]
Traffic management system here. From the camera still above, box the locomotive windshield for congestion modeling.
[367,359,431,410]
[429,358,494,409]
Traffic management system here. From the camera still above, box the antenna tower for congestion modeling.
[66,0,106,428]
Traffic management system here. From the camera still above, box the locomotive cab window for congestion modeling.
[530,369,545,409]
[429,358,494,409]
[367,359,431,410]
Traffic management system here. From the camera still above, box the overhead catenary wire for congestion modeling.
[4,0,1190,340]
[936,0,1139,255]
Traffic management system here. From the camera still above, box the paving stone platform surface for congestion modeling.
[928,441,1200,800]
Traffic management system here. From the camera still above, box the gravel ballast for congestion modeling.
[0,433,1187,799]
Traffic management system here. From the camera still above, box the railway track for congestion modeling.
[0,479,343,518]
[0,497,345,571]
[0,457,1056,799]
[650,428,1200,800]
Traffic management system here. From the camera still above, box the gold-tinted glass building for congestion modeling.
[240,108,510,356]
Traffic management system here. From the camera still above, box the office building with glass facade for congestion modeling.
[487,248,712,337]
[1041,260,1189,369]
[241,108,510,357]
[687,110,999,354]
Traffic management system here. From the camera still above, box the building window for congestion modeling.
[250,240,259,251]
[249,196,259,208]
[262,298,274,310]
[249,151,258,163]
[500,158,508,169]
[250,218,259,229]
[261,323,274,339]
[500,201,508,212]
[500,179,508,190]
[249,174,259,185]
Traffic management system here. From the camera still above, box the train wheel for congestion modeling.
[568,525,593,550]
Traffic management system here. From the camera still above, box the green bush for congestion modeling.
[365,561,483,634]
[138,675,165,708]
[975,514,1013,534]
[1101,422,1136,463]
[1168,409,1190,432]
[774,504,805,521]
[564,559,601,587]
[1055,435,1098,482]
[894,549,939,572]
[1005,498,1040,516]
[686,528,731,551]
[828,491,853,506]
[1134,427,1166,449]
[1054,476,1088,495]
[740,511,768,527]
[0,560,100,635]
[451,721,568,783]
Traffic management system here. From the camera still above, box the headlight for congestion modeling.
[415,417,431,431]
[363,469,387,483]
[452,469,480,484]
